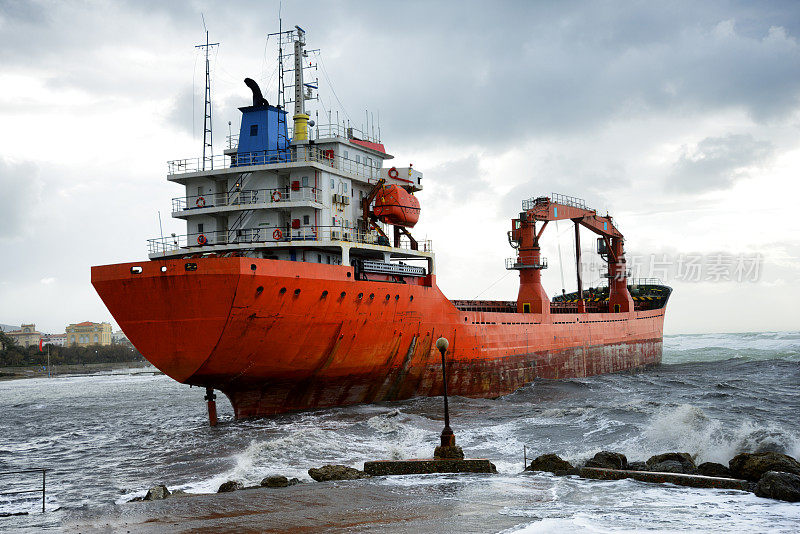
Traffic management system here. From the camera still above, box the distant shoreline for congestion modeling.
[0,360,159,381]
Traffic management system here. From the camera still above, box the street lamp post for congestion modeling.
[436,337,455,447]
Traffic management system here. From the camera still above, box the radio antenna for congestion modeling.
[196,15,219,171]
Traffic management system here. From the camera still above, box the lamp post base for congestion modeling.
[434,444,464,460]
[440,427,455,447]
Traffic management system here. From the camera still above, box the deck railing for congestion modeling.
[148,226,432,255]
[172,187,322,212]
[168,145,382,183]
[225,122,380,151]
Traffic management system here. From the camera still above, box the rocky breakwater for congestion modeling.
[524,450,800,502]
[729,452,800,502]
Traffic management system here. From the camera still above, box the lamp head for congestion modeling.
[436,337,449,352]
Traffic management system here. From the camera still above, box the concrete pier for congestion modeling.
[364,458,496,476]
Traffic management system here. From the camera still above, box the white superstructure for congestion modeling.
[148,27,432,275]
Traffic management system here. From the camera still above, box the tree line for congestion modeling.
[0,331,145,367]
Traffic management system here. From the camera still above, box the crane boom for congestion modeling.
[509,193,634,314]
[523,195,623,239]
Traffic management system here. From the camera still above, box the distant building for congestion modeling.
[42,333,67,347]
[0,324,20,333]
[111,330,131,346]
[5,324,43,348]
[66,321,112,346]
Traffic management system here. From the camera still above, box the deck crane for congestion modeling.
[508,193,633,315]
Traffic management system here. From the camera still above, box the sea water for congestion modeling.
[1,331,798,532]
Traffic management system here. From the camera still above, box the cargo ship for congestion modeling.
[91,27,671,420]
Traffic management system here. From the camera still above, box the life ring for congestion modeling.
[197,234,208,245]
[196,196,206,208]
[271,190,282,202]
[273,229,283,240]
[388,167,399,179]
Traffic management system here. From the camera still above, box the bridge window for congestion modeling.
[303,215,310,225]
[301,176,309,187]
[250,124,258,136]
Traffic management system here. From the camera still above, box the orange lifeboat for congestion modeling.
[372,185,420,228]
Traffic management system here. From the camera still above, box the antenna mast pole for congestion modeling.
[196,22,219,171]
[294,26,306,117]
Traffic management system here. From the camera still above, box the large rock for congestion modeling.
[585,451,627,470]
[646,453,695,473]
[755,471,800,502]
[261,475,289,488]
[697,462,732,478]
[143,485,170,501]
[217,480,243,493]
[729,452,800,482]
[308,465,369,482]
[525,454,576,475]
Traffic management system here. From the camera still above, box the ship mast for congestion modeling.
[294,26,306,117]
[195,20,218,171]
[271,24,317,150]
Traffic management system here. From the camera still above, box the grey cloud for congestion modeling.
[3,2,800,149]
[427,154,488,203]
[0,0,46,24]
[0,159,41,240]
[301,2,800,147]
[499,154,629,219]
[164,84,198,136]
[668,134,774,192]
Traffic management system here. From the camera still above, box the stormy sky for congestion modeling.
[1,0,799,334]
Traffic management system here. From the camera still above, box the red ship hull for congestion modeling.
[91,257,666,418]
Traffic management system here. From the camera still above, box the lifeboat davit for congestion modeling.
[372,185,420,228]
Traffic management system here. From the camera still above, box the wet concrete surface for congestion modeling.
[65,475,530,533]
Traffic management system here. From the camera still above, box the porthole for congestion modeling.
[184,263,198,272]
[409,295,414,301]
[294,289,301,295]
[250,264,257,271]
[340,291,346,298]
[280,287,287,294]
[160,266,167,273]
[358,292,363,299]
[369,293,375,299]
[395,295,399,300]
[321,290,328,298]
[385,294,390,300]
[130,266,143,274]
[347,272,352,278]
[256,286,264,294]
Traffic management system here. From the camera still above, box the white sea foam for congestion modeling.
[614,403,800,464]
